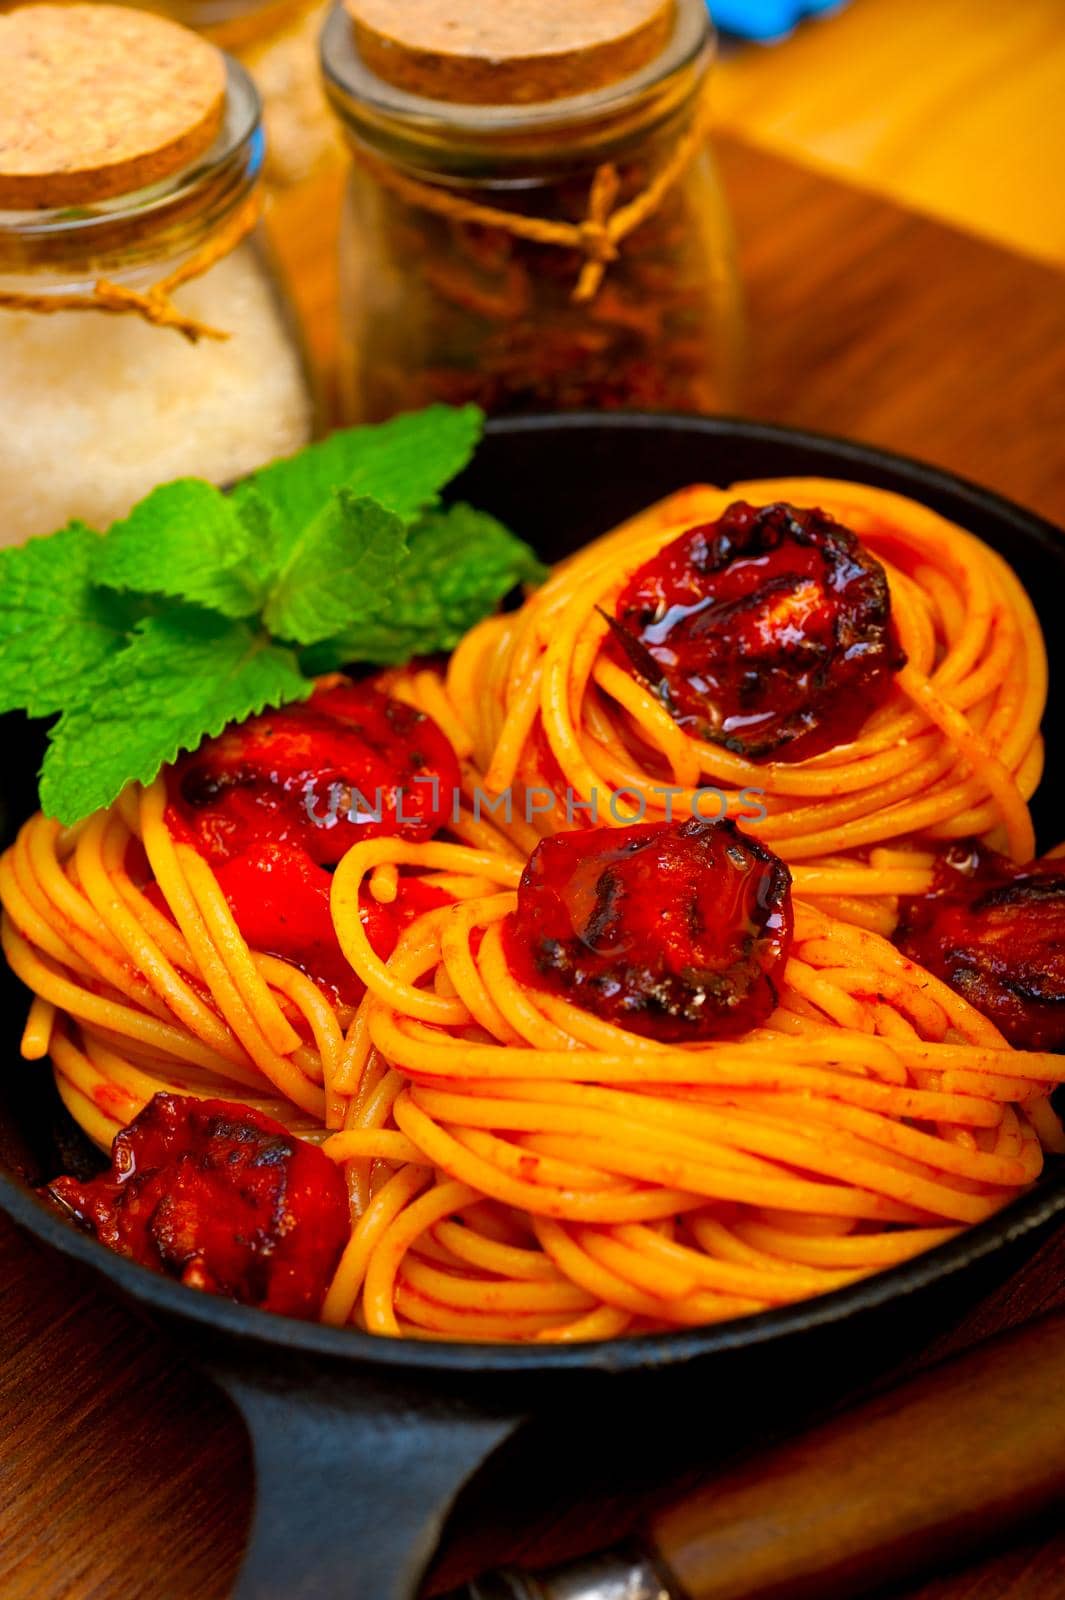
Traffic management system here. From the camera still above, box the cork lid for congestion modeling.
[344,0,676,105]
[0,4,228,209]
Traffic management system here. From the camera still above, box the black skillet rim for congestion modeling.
[2,410,1063,1378]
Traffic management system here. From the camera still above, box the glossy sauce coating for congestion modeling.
[48,1094,350,1318]
[170,680,460,866]
[896,844,1065,1051]
[611,501,905,759]
[503,817,793,1041]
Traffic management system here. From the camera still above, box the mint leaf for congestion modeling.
[233,483,281,587]
[232,405,482,563]
[302,503,546,670]
[262,492,407,646]
[0,521,144,716]
[95,480,264,619]
[39,610,310,825]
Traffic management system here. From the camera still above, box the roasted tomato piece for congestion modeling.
[610,501,905,759]
[372,875,456,960]
[48,1095,349,1319]
[170,679,460,866]
[896,844,1065,1051]
[212,841,368,1006]
[162,680,459,1003]
[211,843,452,1006]
[503,818,793,1041]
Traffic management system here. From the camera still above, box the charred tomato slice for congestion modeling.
[610,501,905,760]
[896,844,1065,1051]
[48,1094,350,1319]
[170,678,460,867]
[503,817,793,1042]
[162,680,460,1000]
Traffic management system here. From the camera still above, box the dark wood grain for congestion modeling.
[3,133,1065,1600]
[0,1221,249,1600]
[716,137,1065,528]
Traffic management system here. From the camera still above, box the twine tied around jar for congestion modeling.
[349,90,715,304]
[0,191,262,343]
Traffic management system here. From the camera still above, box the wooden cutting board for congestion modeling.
[2,133,1065,1600]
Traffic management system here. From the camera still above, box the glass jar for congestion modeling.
[134,0,341,187]
[320,0,742,422]
[0,48,316,546]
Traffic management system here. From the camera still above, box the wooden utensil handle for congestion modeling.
[650,1312,1065,1600]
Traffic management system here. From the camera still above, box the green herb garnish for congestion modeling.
[302,502,547,673]
[0,405,546,825]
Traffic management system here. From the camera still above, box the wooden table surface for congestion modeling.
[710,0,1065,270]
[4,133,1065,1600]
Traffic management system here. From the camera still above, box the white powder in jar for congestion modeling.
[0,242,314,546]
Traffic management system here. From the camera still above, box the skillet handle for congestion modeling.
[475,1311,1065,1600]
[213,1363,524,1600]
[648,1308,1065,1600]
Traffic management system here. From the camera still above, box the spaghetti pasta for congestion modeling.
[441,479,1046,927]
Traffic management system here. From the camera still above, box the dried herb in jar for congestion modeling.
[321,0,742,421]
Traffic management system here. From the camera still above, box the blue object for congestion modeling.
[708,0,846,44]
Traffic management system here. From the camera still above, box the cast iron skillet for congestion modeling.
[2,415,1064,1600]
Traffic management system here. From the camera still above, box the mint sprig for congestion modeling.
[0,405,544,826]
[231,402,482,548]
[304,503,547,672]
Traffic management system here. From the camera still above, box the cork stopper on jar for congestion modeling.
[344,0,676,105]
[0,4,228,209]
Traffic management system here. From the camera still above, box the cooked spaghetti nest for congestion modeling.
[0,775,529,1151]
[7,784,1061,1343]
[439,478,1046,934]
